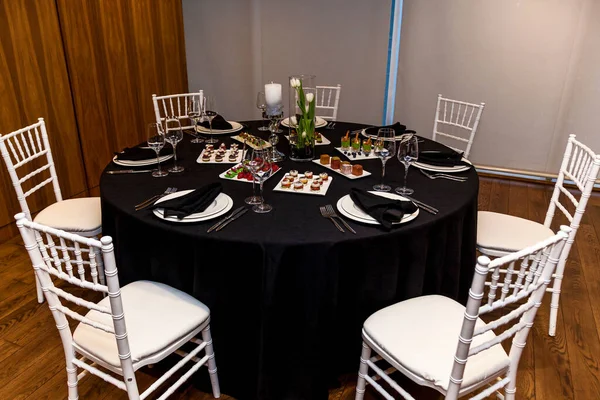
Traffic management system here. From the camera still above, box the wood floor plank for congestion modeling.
[529,185,573,400]
[0,338,21,364]
[561,244,600,399]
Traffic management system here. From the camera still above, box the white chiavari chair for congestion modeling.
[16,213,221,400]
[478,134,600,336]
[152,91,204,129]
[315,84,341,121]
[432,94,485,158]
[354,226,570,400]
[0,118,102,303]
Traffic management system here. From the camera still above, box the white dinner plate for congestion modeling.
[112,154,173,167]
[413,158,472,173]
[336,191,419,225]
[153,191,233,223]
[195,121,243,135]
[281,116,328,128]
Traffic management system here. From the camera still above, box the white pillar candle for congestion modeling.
[264,83,282,107]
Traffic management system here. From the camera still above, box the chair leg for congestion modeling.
[35,274,44,303]
[66,358,79,400]
[202,325,221,398]
[355,341,371,400]
[548,272,564,337]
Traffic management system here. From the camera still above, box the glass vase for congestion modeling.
[288,74,316,162]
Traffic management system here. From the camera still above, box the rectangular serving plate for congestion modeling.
[218,163,281,184]
[311,159,371,179]
[272,174,333,196]
[196,149,246,164]
[334,147,378,161]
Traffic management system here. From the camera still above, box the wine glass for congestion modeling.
[396,134,419,195]
[373,128,397,192]
[147,122,168,178]
[164,117,184,173]
[248,147,273,213]
[204,95,218,144]
[187,97,204,143]
[256,91,269,131]
[242,140,262,205]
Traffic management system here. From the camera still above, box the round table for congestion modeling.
[100,121,479,400]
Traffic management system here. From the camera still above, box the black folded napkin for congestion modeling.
[199,115,233,130]
[365,122,415,137]
[115,146,172,162]
[418,150,470,168]
[154,183,222,219]
[350,189,418,230]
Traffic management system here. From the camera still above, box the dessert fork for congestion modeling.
[325,204,356,234]
[420,170,467,182]
[320,206,344,233]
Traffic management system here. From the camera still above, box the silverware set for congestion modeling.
[135,187,178,211]
[107,169,154,174]
[420,169,467,182]
[207,206,248,233]
[325,121,336,130]
[320,205,356,234]
[402,194,439,215]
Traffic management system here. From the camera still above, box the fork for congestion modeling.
[326,122,336,130]
[325,204,356,234]
[135,187,177,210]
[320,206,344,232]
[420,170,467,182]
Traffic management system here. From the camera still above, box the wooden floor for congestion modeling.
[1,177,600,399]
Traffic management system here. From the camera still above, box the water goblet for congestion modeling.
[187,96,204,143]
[203,95,218,144]
[373,128,396,192]
[243,140,262,205]
[395,134,419,195]
[249,147,273,213]
[147,122,168,178]
[164,117,184,173]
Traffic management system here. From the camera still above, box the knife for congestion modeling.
[207,206,245,233]
[107,169,153,174]
[215,208,248,232]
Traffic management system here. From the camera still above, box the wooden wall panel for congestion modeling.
[0,0,87,239]
[57,0,188,188]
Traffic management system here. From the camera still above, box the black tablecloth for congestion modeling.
[100,121,479,400]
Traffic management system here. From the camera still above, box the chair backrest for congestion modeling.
[0,118,62,219]
[446,226,570,399]
[15,213,140,396]
[544,135,600,262]
[432,94,485,159]
[152,91,204,130]
[315,84,341,121]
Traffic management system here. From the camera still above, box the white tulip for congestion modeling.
[302,131,307,138]
[290,78,300,88]
[290,116,297,126]
[305,93,314,103]
[305,105,310,113]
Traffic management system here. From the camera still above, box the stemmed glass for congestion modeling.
[204,95,218,144]
[256,91,269,131]
[242,140,262,205]
[373,128,397,192]
[187,97,204,143]
[147,122,168,178]
[164,117,184,173]
[396,134,419,195]
[247,147,273,213]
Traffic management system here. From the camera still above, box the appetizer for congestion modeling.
[320,154,330,165]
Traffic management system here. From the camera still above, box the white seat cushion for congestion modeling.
[73,281,210,368]
[363,295,509,392]
[34,197,102,234]
[477,211,554,253]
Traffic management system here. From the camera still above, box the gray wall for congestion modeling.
[183,0,390,125]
